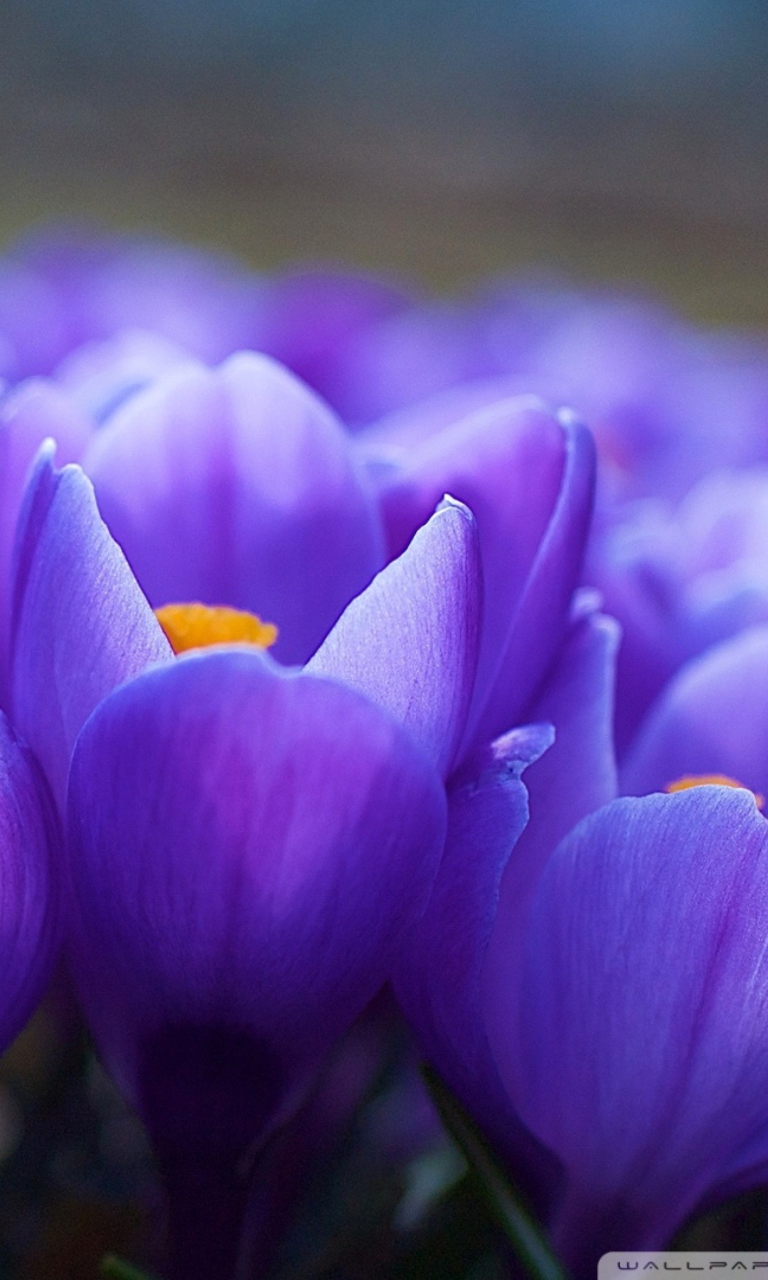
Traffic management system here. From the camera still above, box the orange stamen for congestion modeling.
[155,603,278,655]
[665,773,765,810]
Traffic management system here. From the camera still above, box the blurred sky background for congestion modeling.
[2,1,768,320]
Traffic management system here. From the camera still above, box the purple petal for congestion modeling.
[485,788,768,1269]
[256,268,409,421]
[0,381,92,708]
[0,710,61,1048]
[359,376,539,452]
[0,259,70,379]
[621,624,768,800]
[465,411,597,750]
[366,398,595,752]
[393,723,560,1208]
[17,228,269,364]
[54,328,195,425]
[307,498,482,777]
[11,448,171,811]
[83,353,385,664]
[488,605,620,950]
[67,648,447,1150]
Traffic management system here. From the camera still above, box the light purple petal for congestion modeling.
[621,624,768,800]
[82,353,385,664]
[67,648,447,1149]
[0,381,93,707]
[485,788,768,1269]
[17,229,269,364]
[307,498,482,778]
[359,377,538,452]
[0,710,61,1048]
[11,448,171,811]
[54,328,195,425]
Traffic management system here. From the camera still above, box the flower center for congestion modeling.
[155,603,278,654]
[665,773,765,810]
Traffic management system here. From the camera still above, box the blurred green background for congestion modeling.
[2,1,768,320]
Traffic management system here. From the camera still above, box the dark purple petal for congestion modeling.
[12,449,171,811]
[621,624,768,800]
[487,605,620,954]
[83,353,385,664]
[67,649,447,1150]
[485,788,768,1271]
[366,398,595,753]
[393,723,560,1209]
[307,498,482,778]
[465,411,597,751]
[0,710,61,1049]
[0,381,93,708]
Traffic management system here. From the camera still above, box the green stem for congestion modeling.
[100,1254,159,1280]
[421,1065,570,1280]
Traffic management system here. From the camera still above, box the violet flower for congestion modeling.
[0,347,595,796]
[590,466,768,772]
[484,785,768,1276]
[11,446,489,1276]
[0,351,386,711]
[358,396,596,757]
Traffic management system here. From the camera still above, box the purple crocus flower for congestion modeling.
[590,465,768,762]
[391,559,768,1271]
[0,345,595,797]
[0,351,386,711]
[0,228,410,417]
[358,395,596,758]
[11,445,489,1276]
[484,785,768,1276]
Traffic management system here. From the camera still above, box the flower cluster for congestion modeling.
[1,226,768,1277]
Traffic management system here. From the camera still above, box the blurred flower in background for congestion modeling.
[1,1,768,1277]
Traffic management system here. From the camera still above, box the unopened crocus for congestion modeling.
[11,446,491,1276]
[358,397,596,757]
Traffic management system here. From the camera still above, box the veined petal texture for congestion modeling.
[67,649,447,1153]
[0,380,92,707]
[307,498,482,778]
[82,352,385,664]
[12,448,171,811]
[486,788,768,1273]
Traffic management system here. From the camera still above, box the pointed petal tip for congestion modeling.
[436,492,475,522]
